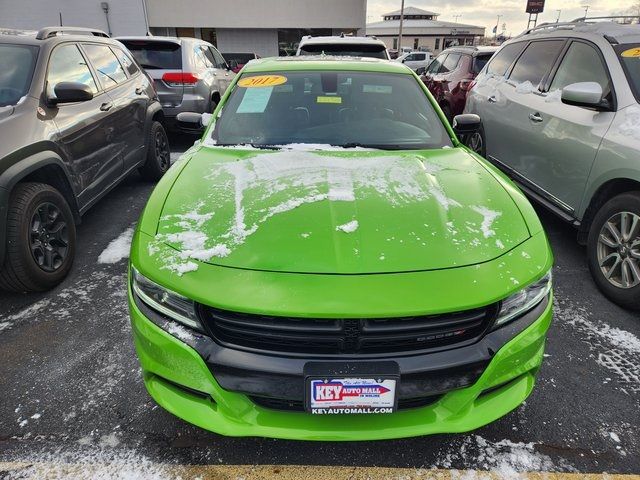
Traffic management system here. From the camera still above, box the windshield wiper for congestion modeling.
[337,143,421,150]
[214,143,281,150]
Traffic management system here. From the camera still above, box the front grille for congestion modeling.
[199,305,496,356]
[249,394,443,412]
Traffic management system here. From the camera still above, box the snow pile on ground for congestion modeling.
[435,435,572,479]
[555,297,640,395]
[150,150,485,275]
[2,447,174,480]
[336,220,359,233]
[97,227,135,264]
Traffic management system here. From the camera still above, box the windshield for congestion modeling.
[0,44,38,107]
[472,53,493,74]
[615,44,640,102]
[119,40,181,70]
[212,71,452,150]
[299,44,388,59]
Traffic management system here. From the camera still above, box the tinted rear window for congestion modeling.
[120,40,182,70]
[300,43,387,59]
[223,53,255,64]
[615,43,640,101]
[0,44,38,107]
[472,53,494,74]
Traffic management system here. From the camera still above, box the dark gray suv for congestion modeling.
[0,27,170,292]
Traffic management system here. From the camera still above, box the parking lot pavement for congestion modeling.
[0,134,638,478]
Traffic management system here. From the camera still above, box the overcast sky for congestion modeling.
[366,0,639,37]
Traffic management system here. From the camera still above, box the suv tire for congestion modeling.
[465,124,486,158]
[0,183,76,292]
[587,191,640,310]
[139,121,171,181]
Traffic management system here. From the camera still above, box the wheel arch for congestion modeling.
[578,177,640,245]
[0,151,78,266]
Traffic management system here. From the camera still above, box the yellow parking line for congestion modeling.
[1,463,639,479]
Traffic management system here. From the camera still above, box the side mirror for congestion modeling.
[50,82,93,105]
[561,82,606,109]
[416,67,426,75]
[176,111,204,133]
[452,113,481,135]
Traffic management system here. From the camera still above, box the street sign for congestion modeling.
[526,0,545,14]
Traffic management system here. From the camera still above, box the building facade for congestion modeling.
[0,0,366,57]
[366,6,485,54]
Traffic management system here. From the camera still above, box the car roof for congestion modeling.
[116,36,186,45]
[242,56,412,74]
[0,26,115,46]
[440,45,499,56]
[515,20,640,44]
[299,35,387,47]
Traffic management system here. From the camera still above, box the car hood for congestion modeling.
[155,146,530,274]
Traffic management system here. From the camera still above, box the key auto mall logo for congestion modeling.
[312,381,391,402]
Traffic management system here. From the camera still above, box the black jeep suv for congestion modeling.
[0,27,170,292]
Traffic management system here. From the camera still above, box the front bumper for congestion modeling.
[128,286,552,441]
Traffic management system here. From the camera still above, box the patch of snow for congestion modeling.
[164,321,198,343]
[97,227,135,264]
[617,104,640,141]
[30,413,41,420]
[610,432,621,443]
[496,239,505,249]
[301,233,310,238]
[545,89,563,103]
[472,205,502,238]
[436,435,574,478]
[336,220,359,233]
[515,80,536,94]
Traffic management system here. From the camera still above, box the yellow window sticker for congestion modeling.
[621,47,640,58]
[238,75,287,88]
[317,96,342,104]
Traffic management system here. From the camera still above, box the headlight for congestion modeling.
[131,267,203,332]
[494,271,552,328]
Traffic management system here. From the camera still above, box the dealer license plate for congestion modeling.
[307,377,397,415]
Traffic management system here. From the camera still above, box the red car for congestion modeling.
[420,46,497,122]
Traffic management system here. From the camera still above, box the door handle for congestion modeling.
[135,86,144,95]
[100,102,113,111]
[529,112,543,123]
[488,95,497,103]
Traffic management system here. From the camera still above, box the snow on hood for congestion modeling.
[149,148,527,275]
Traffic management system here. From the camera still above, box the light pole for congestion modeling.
[556,9,561,22]
[583,4,590,19]
[494,15,502,41]
[398,0,405,52]
[453,14,461,23]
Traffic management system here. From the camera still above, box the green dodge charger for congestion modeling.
[128,57,553,440]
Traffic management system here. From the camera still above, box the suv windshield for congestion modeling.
[0,44,38,107]
[615,44,640,101]
[299,44,388,59]
[119,40,181,70]
[212,70,452,150]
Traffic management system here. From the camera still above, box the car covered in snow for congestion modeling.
[464,19,640,310]
[128,56,553,440]
[296,34,391,60]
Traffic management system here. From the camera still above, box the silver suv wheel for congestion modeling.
[596,211,640,289]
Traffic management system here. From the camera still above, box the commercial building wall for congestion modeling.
[216,29,279,57]
[146,0,365,30]
[0,0,148,36]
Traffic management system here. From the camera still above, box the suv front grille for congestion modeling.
[199,305,496,356]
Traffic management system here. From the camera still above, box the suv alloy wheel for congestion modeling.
[0,183,76,292]
[588,192,640,310]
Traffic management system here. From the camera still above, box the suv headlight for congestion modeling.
[131,267,203,332]
[494,271,552,329]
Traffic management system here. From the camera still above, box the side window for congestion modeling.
[441,53,461,73]
[509,40,565,86]
[210,47,228,69]
[47,44,98,97]
[550,41,610,95]
[486,42,526,76]
[199,46,215,68]
[83,44,128,88]
[405,54,416,61]
[417,53,426,61]
[427,54,447,74]
[112,46,139,76]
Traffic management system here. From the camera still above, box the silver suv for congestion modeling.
[117,36,235,127]
[464,19,640,310]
